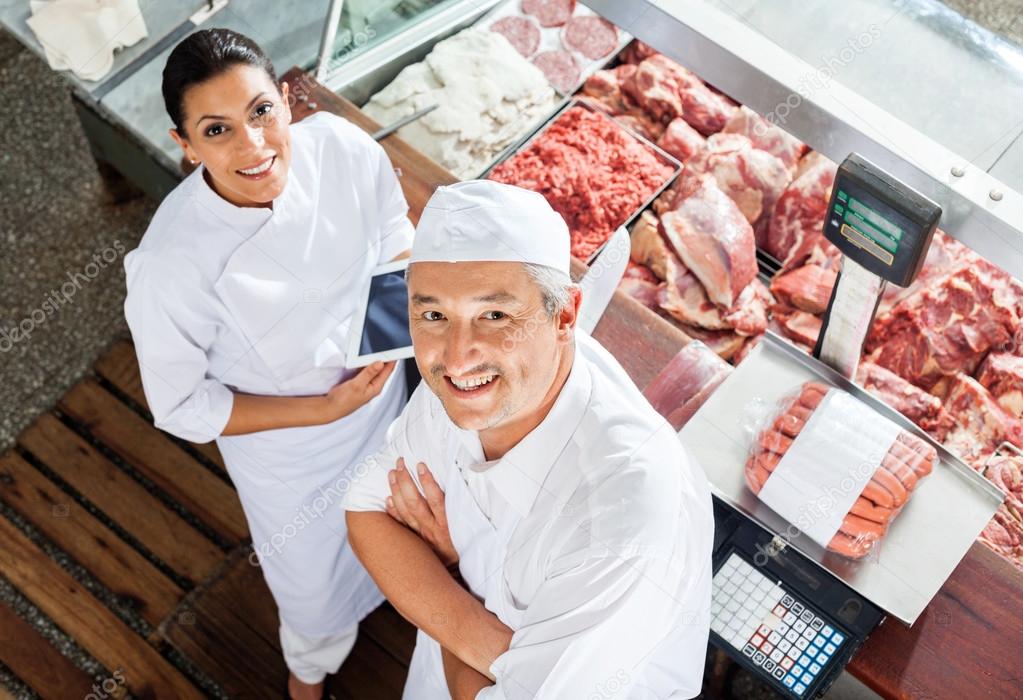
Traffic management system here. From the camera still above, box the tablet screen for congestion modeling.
[358,268,413,357]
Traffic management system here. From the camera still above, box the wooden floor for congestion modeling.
[0,339,416,699]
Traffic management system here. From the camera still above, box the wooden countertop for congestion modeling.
[282,68,1023,700]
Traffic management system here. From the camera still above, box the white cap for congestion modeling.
[410,180,570,276]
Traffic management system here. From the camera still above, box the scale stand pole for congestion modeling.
[813,257,887,379]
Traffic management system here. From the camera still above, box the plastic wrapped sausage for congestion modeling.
[745,381,936,560]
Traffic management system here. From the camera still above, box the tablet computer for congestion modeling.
[346,259,415,368]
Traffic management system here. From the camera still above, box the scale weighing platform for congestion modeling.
[681,152,1001,700]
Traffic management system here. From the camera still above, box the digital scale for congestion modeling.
[813,154,942,378]
[680,155,1003,698]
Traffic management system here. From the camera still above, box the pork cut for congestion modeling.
[942,373,1023,469]
[643,340,733,430]
[765,152,837,268]
[865,265,1020,391]
[656,117,707,163]
[976,352,1023,419]
[855,361,954,441]
[770,263,836,315]
[629,210,669,280]
[722,105,807,173]
[687,133,791,239]
[979,455,1023,571]
[659,174,757,308]
[621,54,685,122]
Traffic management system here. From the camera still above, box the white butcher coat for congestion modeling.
[345,332,716,699]
[124,111,413,636]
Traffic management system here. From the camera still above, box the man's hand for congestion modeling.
[386,458,459,568]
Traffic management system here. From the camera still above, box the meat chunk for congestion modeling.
[674,323,747,362]
[980,455,1023,571]
[618,276,663,313]
[659,174,757,308]
[765,152,837,269]
[620,39,658,64]
[942,373,1023,469]
[770,263,836,315]
[629,210,669,280]
[674,69,739,136]
[721,279,772,337]
[856,362,954,441]
[656,118,707,163]
[658,253,726,330]
[876,229,975,316]
[643,340,733,429]
[722,105,807,173]
[771,303,822,348]
[621,54,685,122]
[976,353,1023,419]
[865,265,1020,390]
[687,133,791,240]
[579,64,635,114]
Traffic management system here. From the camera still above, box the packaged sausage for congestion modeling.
[745,381,936,560]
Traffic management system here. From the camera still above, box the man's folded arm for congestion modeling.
[478,547,690,700]
[346,510,512,678]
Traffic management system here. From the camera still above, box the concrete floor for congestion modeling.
[1,0,1022,697]
[0,30,155,453]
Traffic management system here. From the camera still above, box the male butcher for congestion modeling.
[344,180,714,699]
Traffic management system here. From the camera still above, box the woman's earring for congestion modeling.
[190,159,198,165]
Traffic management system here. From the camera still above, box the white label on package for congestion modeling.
[759,389,901,548]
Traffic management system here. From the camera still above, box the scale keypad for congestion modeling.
[711,553,848,697]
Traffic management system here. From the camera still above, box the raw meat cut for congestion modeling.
[733,333,763,365]
[659,174,757,308]
[618,276,663,313]
[643,340,733,430]
[721,279,772,337]
[771,304,822,348]
[629,210,669,280]
[688,133,791,237]
[865,265,1020,391]
[770,263,836,315]
[942,373,1023,469]
[674,323,747,361]
[491,16,541,58]
[611,110,665,142]
[978,455,1023,571]
[745,381,936,559]
[620,39,657,64]
[624,260,660,283]
[976,352,1023,419]
[722,105,807,173]
[579,64,635,114]
[765,152,837,268]
[562,15,618,60]
[876,229,973,316]
[656,118,707,163]
[621,54,685,122]
[675,70,739,136]
[532,50,580,93]
[488,105,674,259]
[855,362,954,441]
[521,0,575,27]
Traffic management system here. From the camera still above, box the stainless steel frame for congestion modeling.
[584,0,1023,282]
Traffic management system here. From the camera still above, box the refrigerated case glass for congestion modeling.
[701,0,1023,193]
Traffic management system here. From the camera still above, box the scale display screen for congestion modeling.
[823,154,941,286]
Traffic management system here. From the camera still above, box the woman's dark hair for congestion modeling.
[162,28,278,136]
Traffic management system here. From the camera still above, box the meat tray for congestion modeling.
[475,0,633,96]
[481,98,683,264]
[678,331,1004,625]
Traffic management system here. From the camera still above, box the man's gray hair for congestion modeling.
[523,263,576,318]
